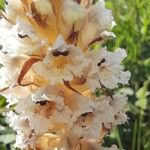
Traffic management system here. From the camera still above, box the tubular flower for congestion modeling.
[0,0,130,150]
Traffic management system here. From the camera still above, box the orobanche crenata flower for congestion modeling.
[0,0,131,150]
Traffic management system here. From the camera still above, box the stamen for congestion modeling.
[52,50,70,57]
[66,26,79,45]
[99,80,114,100]
[97,58,105,66]
[36,100,49,106]
[52,50,60,57]
[79,137,83,140]
[62,50,70,56]
[18,33,29,39]
[75,0,81,4]
[81,112,92,117]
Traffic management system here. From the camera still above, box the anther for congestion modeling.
[97,58,105,66]
[18,33,29,39]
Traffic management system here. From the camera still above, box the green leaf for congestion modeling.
[0,134,16,144]
[95,89,103,97]
[0,0,5,10]
[0,143,6,150]
[135,79,150,110]
[0,95,7,108]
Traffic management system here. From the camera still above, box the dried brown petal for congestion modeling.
[63,80,81,95]
[17,57,41,86]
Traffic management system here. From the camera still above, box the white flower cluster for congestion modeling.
[0,0,131,150]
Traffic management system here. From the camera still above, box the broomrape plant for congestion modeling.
[0,0,131,150]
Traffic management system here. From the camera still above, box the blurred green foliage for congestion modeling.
[0,0,5,10]
[104,0,150,150]
[0,0,150,149]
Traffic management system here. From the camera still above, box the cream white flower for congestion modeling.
[0,21,21,54]
[0,0,131,149]
[62,0,86,30]
[79,0,114,47]
[4,0,24,22]
[15,97,52,135]
[14,18,41,42]
[0,52,23,86]
[33,35,90,84]
[86,47,131,90]
[33,0,53,15]
[7,111,31,149]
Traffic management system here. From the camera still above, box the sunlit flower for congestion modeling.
[33,35,90,84]
[0,0,131,149]
[86,47,131,91]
